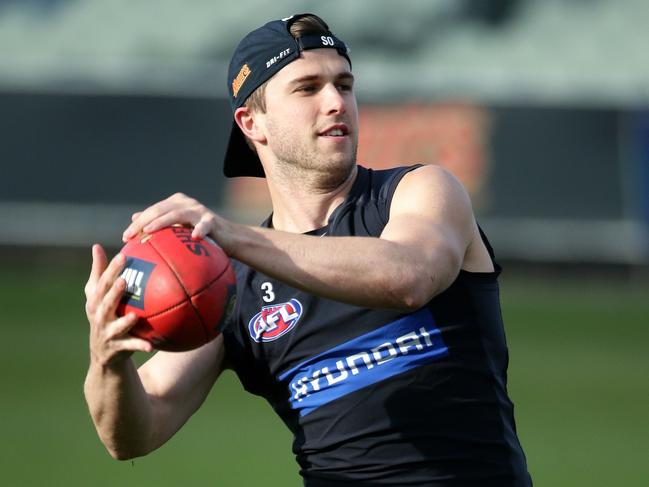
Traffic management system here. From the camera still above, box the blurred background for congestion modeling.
[1,0,647,485]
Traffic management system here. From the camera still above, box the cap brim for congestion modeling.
[223,121,266,178]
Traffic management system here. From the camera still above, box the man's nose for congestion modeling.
[321,84,347,115]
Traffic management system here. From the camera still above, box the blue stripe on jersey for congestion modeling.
[278,308,448,417]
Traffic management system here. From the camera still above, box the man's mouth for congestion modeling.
[319,124,349,137]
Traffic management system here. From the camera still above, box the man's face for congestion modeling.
[258,49,359,179]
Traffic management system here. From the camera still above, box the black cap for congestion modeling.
[223,14,351,178]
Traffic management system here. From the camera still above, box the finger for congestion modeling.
[86,244,108,295]
[116,336,154,354]
[123,221,143,242]
[141,211,186,234]
[109,314,154,353]
[97,276,128,322]
[192,214,215,240]
[106,311,140,339]
[94,253,127,301]
[122,211,146,242]
[141,192,197,233]
[123,204,165,242]
[101,334,154,361]
[123,196,186,241]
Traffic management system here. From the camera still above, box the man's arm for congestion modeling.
[83,245,226,460]
[123,165,488,310]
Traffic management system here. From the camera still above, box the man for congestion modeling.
[84,13,532,486]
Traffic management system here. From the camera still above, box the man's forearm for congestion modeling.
[84,359,154,460]
[218,219,451,310]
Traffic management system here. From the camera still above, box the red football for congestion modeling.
[116,226,236,352]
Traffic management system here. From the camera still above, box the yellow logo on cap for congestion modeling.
[232,64,251,98]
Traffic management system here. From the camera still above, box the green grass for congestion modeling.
[0,250,295,487]
[0,250,647,486]
[500,275,649,486]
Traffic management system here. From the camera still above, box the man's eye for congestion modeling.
[297,85,316,93]
[337,83,353,92]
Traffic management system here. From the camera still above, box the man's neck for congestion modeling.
[265,164,358,234]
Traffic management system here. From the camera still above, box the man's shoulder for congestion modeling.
[359,163,468,217]
[359,163,463,200]
[395,163,463,189]
[355,163,423,202]
[391,163,472,209]
[359,163,422,181]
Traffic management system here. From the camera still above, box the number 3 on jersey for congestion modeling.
[261,282,275,303]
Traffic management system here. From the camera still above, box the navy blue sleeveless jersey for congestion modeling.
[222,165,532,486]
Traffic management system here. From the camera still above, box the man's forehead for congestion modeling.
[274,49,352,83]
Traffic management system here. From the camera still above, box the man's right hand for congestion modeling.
[84,244,153,367]
[83,243,226,460]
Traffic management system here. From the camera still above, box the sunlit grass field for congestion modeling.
[1,249,647,486]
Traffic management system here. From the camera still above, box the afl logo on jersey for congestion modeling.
[249,299,303,343]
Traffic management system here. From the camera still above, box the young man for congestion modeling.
[84,13,532,486]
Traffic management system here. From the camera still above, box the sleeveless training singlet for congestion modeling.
[222,165,532,486]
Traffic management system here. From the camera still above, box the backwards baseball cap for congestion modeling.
[223,13,351,178]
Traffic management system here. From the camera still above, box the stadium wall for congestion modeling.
[0,91,647,264]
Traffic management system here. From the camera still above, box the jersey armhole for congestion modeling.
[473,223,502,276]
[379,164,424,224]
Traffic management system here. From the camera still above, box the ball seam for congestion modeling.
[147,235,231,342]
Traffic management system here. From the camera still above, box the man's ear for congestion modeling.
[234,107,266,143]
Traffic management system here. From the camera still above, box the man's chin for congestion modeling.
[313,157,356,188]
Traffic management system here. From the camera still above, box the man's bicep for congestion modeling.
[380,165,475,294]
